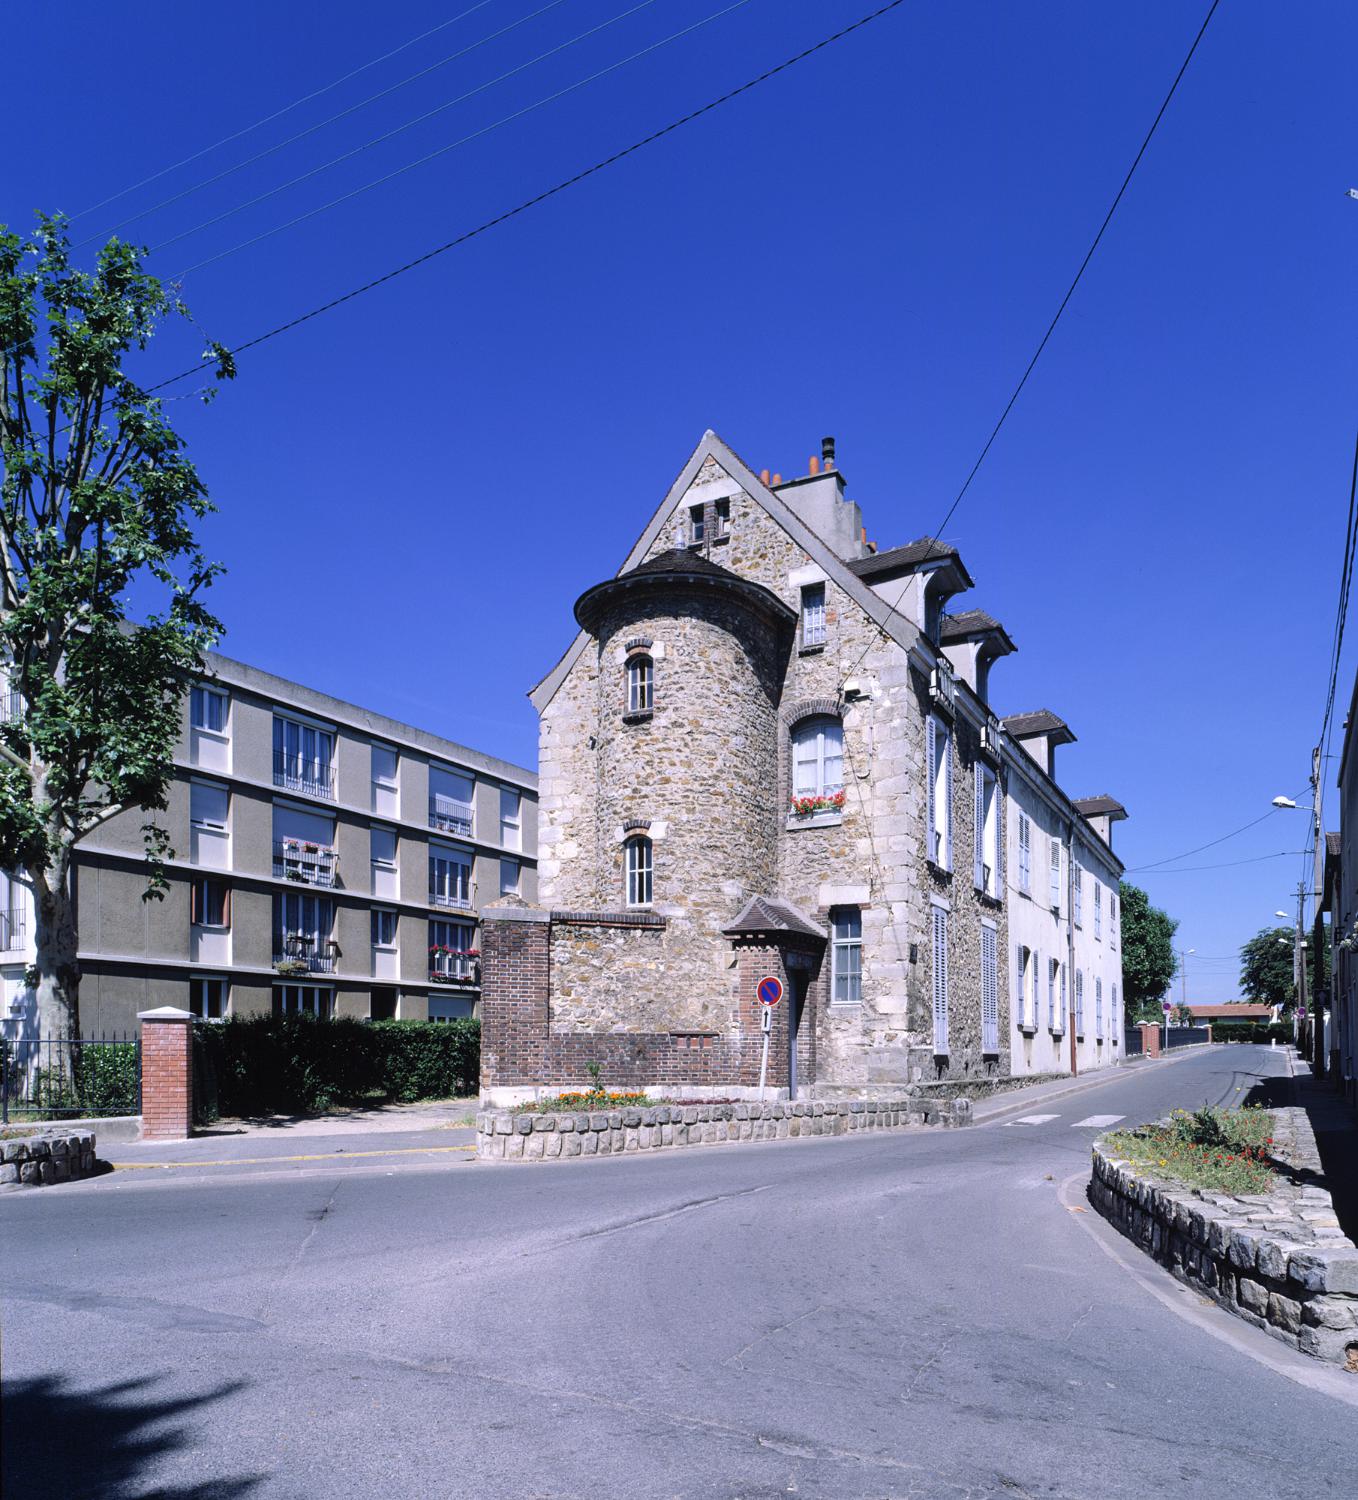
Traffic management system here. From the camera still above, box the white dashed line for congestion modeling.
[1003,1114,1061,1127]
[1071,1114,1125,1128]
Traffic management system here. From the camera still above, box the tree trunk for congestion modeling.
[31,853,79,1042]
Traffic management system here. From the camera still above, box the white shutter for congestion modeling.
[1059,963,1067,1034]
[996,781,1005,894]
[974,770,985,890]
[926,717,937,862]
[933,906,949,1055]
[943,727,953,871]
[981,926,998,1053]
[1015,944,1025,1029]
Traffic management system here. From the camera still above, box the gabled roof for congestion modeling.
[1003,709,1076,746]
[529,431,926,712]
[846,537,972,587]
[722,895,825,942]
[1187,1003,1274,1020]
[939,609,1016,654]
[1072,795,1128,821]
[573,547,794,633]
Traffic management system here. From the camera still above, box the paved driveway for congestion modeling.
[3,1046,1355,1499]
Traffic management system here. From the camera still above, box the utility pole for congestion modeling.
[1310,744,1327,1075]
[1295,879,1309,1047]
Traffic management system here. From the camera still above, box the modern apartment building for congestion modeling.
[3,652,537,1036]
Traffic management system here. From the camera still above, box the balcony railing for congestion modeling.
[429,951,479,984]
[273,750,336,801]
[273,934,338,975]
[273,839,338,888]
[430,887,474,911]
[0,908,25,952]
[0,689,23,725]
[429,794,473,837]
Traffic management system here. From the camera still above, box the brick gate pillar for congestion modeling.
[1139,1022,1161,1059]
[479,906,551,1095]
[138,1006,195,1140]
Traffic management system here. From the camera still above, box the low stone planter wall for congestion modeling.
[477,1095,971,1162]
[1090,1108,1358,1367]
[0,1130,99,1190]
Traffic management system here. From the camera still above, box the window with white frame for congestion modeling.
[429,917,476,979]
[500,787,522,849]
[1016,943,1036,1030]
[429,846,472,909]
[1075,969,1085,1035]
[801,583,827,647]
[626,655,653,715]
[1094,881,1103,941]
[1048,957,1059,1032]
[273,892,335,970]
[1110,892,1118,950]
[830,908,862,1004]
[273,715,335,799]
[371,744,398,817]
[974,765,1000,897]
[688,502,705,545]
[189,780,230,869]
[926,716,952,869]
[371,826,398,899]
[1057,962,1066,1033]
[273,803,337,886]
[931,904,949,1055]
[273,984,333,1018]
[981,923,999,1053]
[189,976,227,1021]
[499,858,520,897]
[190,686,230,770]
[1073,863,1083,927]
[714,497,731,537]
[1049,836,1062,912]
[1096,977,1104,1039]
[371,909,398,948]
[1016,811,1031,895]
[429,994,475,1022]
[791,716,843,809]
[625,835,652,907]
[190,876,229,928]
[372,907,398,980]
[190,685,228,733]
[429,766,474,836]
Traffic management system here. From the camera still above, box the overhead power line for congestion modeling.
[78,0,570,249]
[123,0,910,399]
[1130,850,1302,874]
[71,0,507,222]
[169,0,753,279]
[836,0,1220,691]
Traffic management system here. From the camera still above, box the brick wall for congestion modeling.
[139,1009,194,1140]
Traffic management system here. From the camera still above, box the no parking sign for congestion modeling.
[757,975,784,1008]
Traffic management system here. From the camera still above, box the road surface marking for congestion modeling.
[108,1145,476,1170]
[1071,1114,1125,1128]
[1003,1114,1060,1127]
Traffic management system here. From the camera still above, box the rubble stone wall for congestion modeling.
[0,1130,98,1190]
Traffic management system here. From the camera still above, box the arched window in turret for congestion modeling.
[625,835,653,907]
[626,653,653,716]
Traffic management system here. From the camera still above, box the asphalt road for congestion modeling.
[3,1045,1356,1500]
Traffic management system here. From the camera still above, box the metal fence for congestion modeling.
[1,1034,141,1123]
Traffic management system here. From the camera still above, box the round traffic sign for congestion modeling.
[757,976,784,1007]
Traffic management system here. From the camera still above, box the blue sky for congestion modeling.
[9,1,1356,999]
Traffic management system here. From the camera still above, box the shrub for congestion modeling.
[1103,1104,1276,1193]
[74,1043,140,1116]
[1210,1021,1291,1045]
[193,1015,479,1123]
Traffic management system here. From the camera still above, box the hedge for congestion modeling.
[193,1015,479,1123]
[1209,1020,1292,1045]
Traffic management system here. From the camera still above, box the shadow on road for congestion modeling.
[1,1373,263,1499]
[1240,1070,1358,1243]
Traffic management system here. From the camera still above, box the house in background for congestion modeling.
[1184,1003,1278,1027]
[480,430,1127,1103]
[3,652,537,1038]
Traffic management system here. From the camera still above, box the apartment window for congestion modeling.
[272,892,335,972]
[273,984,334,1019]
[1048,836,1061,912]
[500,787,522,850]
[189,780,230,870]
[791,716,843,805]
[189,976,227,1021]
[830,908,862,1004]
[981,923,999,1053]
[273,804,337,887]
[371,826,398,899]
[926,716,952,869]
[1016,811,1031,895]
[370,987,397,1021]
[1094,882,1103,941]
[273,715,335,799]
[371,909,398,948]
[931,904,949,1055]
[499,858,520,897]
[626,655,653,716]
[1073,864,1083,927]
[625,835,652,907]
[1096,978,1104,1039]
[190,686,227,733]
[371,744,399,817]
[429,995,475,1022]
[429,846,473,909]
[1075,969,1085,1036]
[801,583,827,648]
[429,917,475,980]
[0,871,25,952]
[688,502,705,545]
[1016,944,1036,1031]
[714,497,731,537]
[190,877,229,927]
[1048,958,1059,1032]
[429,766,474,836]
[974,765,1000,897]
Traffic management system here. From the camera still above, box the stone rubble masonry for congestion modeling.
[138,1006,194,1141]
[476,1095,973,1162]
[0,1130,98,1189]
[1089,1106,1358,1367]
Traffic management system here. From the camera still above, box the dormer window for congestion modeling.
[688,503,705,546]
[625,654,653,717]
[714,497,731,538]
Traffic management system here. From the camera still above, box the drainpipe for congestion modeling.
[1066,816,1078,1077]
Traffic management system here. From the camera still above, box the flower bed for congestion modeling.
[1101,1104,1276,1194]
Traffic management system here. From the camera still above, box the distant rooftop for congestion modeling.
[1072,795,1128,821]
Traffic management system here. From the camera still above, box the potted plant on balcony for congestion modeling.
[275,959,308,977]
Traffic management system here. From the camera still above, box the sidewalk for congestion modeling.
[1287,1061,1358,1243]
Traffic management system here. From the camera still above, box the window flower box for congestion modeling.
[428,944,479,983]
[789,788,846,819]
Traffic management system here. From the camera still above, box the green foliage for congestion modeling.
[72,1042,140,1115]
[1239,927,1310,1011]
[1211,1020,1292,1045]
[192,1016,479,1122]
[1118,882,1178,1023]
[1103,1104,1276,1194]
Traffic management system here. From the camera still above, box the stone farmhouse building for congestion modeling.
[479,432,1124,1103]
